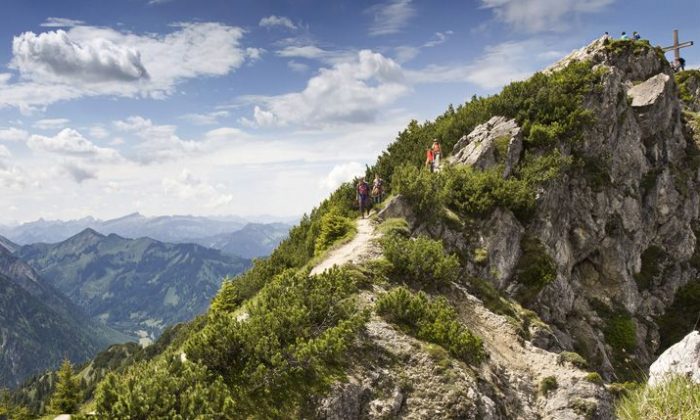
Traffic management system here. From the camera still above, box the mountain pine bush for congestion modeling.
[382,234,460,287]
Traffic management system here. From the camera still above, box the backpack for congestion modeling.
[358,182,369,195]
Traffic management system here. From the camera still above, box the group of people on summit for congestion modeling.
[355,139,442,218]
[604,31,687,72]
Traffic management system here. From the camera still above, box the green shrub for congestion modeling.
[392,164,446,219]
[608,382,641,400]
[657,279,700,352]
[585,372,604,385]
[675,69,700,106]
[467,277,517,318]
[382,235,460,287]
[539,376,558,396]
[377,217,411,238]
[604,314,637,352]
[616,376,700,420]
[634,245,668,291]
[514,236,557,303]
[377,287,484,364]
[314,211,356,254]
[558,351,588,369]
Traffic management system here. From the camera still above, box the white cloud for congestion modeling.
[366,0,416,36]
[1,22,250,110]
[27,128,122,161]
[321,162,366,190]
[0,145,11,159]
[259,15,298,31]
[248,50,408,127]
[0,163,27,190]
[480,0,615,32]
[276,45,330,59]
[246,47,265,63]
[0,74,11,84]
[33,118,70,130]
[394,46,420,63]
[287,60,310,73]
[180,111,230,125]
[113,116,201,163]
[162,169,233,208]
[424,31,453,48]
[12,30,149,83]
[0,128,29,142]
[148,0,174,5]
[40,17,86,28]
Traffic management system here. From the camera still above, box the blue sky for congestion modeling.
[0,0,698,223]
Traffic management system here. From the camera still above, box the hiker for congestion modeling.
[680,57,686,71]
[372,174,384,204]
[357,177,371,218]
[633,31,641,40]
[602,32,611,44]
[425,147,435,173]
[620,31,629,40]
[432,139,442,172]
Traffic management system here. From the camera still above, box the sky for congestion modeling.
[0,0,698,224]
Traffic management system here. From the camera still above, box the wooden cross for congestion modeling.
[661,29,693,62]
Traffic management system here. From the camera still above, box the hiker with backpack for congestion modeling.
[357,177,371,218]
[425,147,435,173]
[372,174,384,204]
[432,139,442,172]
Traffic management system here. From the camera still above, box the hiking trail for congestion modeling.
[310,217,381,276]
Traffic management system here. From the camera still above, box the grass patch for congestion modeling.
[657,279,700,352]
[558,351,588,369]
[585,372,604,385]
[634,245,668,291]
[616,376,700,420]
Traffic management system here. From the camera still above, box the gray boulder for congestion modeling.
[452,116,523,178]
[648,331,700,387]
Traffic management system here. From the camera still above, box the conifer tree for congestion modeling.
[49,359,81,414]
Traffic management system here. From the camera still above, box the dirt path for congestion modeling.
[310,217,380,276]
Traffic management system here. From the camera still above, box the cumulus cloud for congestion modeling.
[33,118,70,130]
[162,169,233,208]
[0,128,29,142]
[480,0,615,32]
[27,128,122,161]
[247,50,408,127]
[114,116,201,163]
[40,17,86,28]
[259,15,298,30]
[89,126,109,139]
[320,162,366,190]
[1,22,249,109]
[12,30,149,83]
[366,0,416,36]
[0,163,27,189]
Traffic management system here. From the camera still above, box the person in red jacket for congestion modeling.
[425,148,434,172]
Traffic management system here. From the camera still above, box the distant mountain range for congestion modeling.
[0,213,295,247]
[0,241,130,387]
[16,229,251,340]
[186,222,291,258]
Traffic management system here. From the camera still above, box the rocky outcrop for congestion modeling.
[648,331,700,386]
[451,116,523,178]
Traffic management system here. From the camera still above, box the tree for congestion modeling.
[49,359,81,414]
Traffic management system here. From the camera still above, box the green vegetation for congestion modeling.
[616,376,700,420]
[95,268,366,418]
[539,376,558,396]
[571,398,598,419]
[657,279,700,351]
[603,39,666,62]
[675,70,700,106]
[49,359,81,415]
[0,389,31,420]
[585,372,604,385]
[590,300,640,380]
[377,217,411,238]
[381,234,461,288]
[604,314,637,352]
[466,277,517,318]
[558,351,588,369]
[514,236,557,303]
[314,210,356,254]
[376,287,484,364]
[634,245,668,290]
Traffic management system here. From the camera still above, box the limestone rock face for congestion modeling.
[648,331,700,387]
[452,116,523,178]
